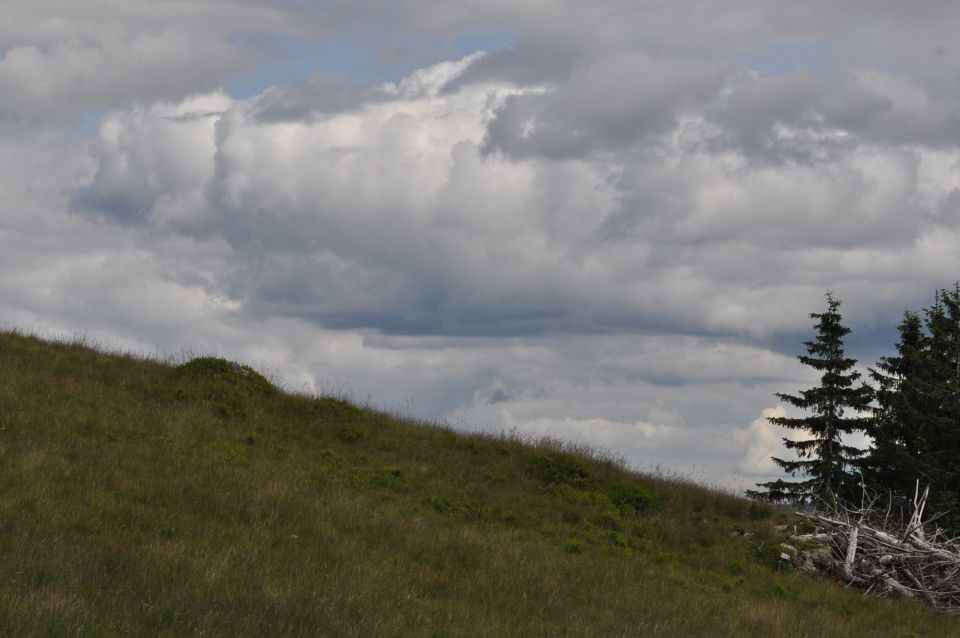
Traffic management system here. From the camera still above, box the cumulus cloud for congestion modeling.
[73,47,960,344]
[736,407,793,478]
[77,93,230,227]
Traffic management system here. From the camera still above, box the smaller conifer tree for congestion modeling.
[749,292,873,505]
[866,310,928,497]
[914,287,960,522]
[864,285,960,532]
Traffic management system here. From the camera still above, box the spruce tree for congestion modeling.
[866,310,929,497]
[918,287,960,522]
[866,285,960,531]
[749,292,873,505]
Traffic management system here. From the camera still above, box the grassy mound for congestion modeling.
[0,330,955,636]
[174,356,276,393]
[173,356,277,419]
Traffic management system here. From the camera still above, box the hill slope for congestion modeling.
[0,330,955,636]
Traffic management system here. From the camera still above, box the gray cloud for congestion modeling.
[0,1,302,121]
[443,35,582,90]
[0,35,243,120]
[483,52,731,159]
[247,76,394,123]
[706,71,960,162]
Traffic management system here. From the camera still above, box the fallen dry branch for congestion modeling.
[790,483,960,613]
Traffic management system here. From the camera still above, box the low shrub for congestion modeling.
[528,452,590,487]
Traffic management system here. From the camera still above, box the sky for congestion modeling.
[3,1,960,490]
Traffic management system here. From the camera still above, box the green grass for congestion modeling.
[0,329,957,637]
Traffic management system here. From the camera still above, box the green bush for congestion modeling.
[528,453,590,486]
[748,500,775,520]
[424,496,519,525]
[606,484,655,514]
[362,465,407,491]
[335,426,365,444]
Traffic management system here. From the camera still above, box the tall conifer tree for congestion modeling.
[749,292,873,505]
[865,285,960,530]
[867,311,928,496]
[919,287,960,520]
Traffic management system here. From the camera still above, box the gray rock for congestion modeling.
[779,543,798,557]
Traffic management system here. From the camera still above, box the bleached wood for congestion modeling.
[785,484,960,613]
[844,525,859,580]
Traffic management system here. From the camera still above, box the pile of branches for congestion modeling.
[791,483,960,612]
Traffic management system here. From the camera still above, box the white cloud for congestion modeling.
[79,93,230,227]
[736,406,792,478]
[71,48,960,344]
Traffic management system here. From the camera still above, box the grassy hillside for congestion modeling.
[0,330,956,637]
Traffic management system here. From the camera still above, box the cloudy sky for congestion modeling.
[3,1,960,489]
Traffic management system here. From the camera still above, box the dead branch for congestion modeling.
[787,481,960,614]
